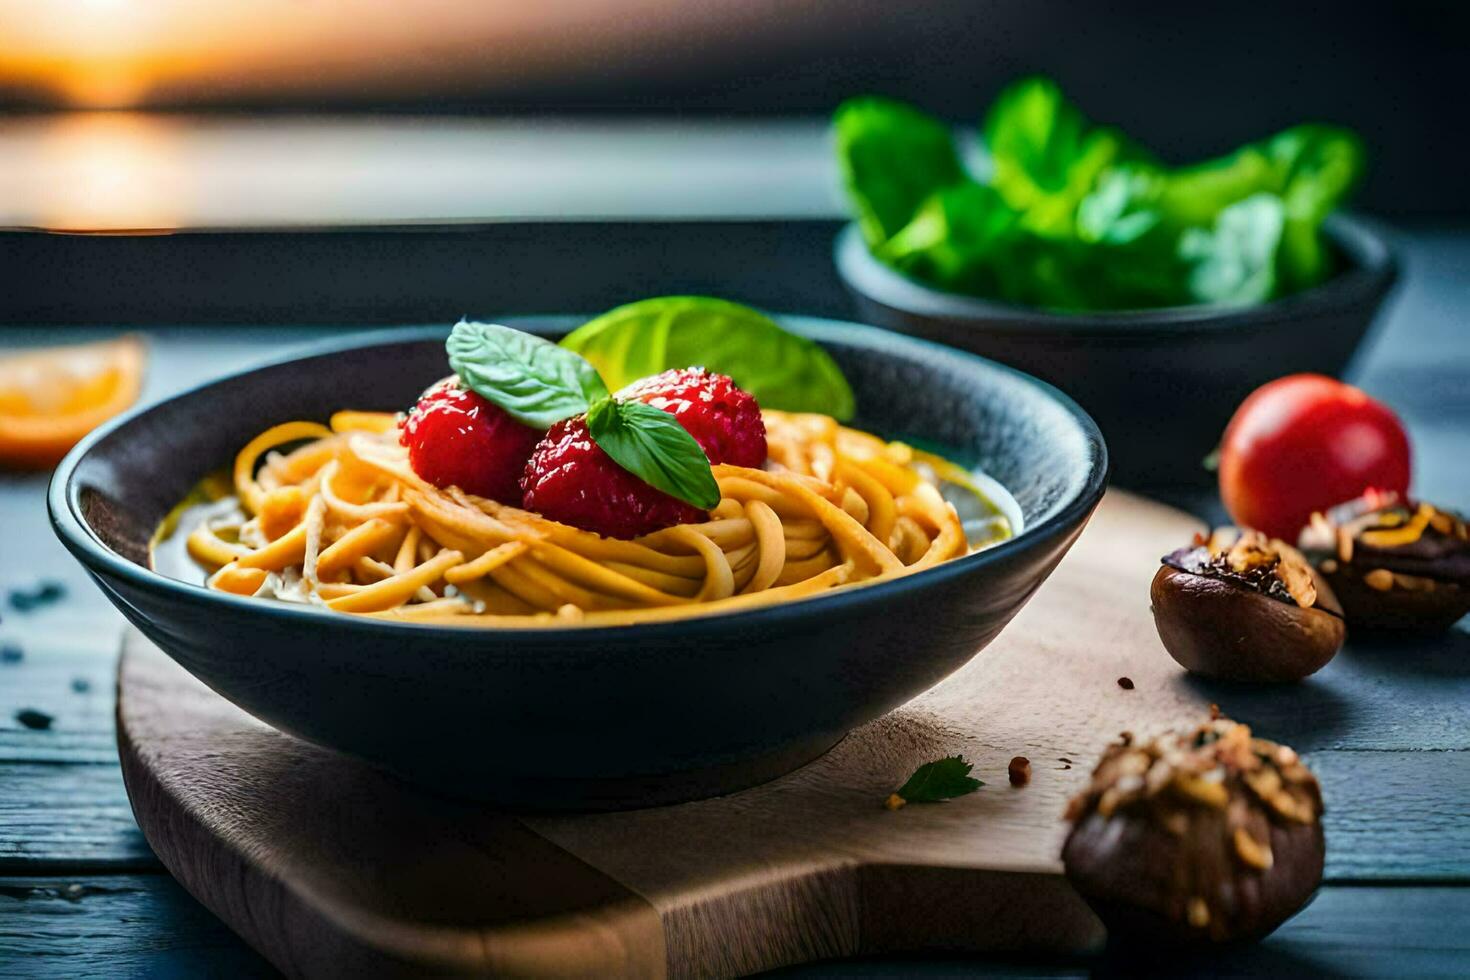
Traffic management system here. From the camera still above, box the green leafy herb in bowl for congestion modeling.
[835,77,1365,311]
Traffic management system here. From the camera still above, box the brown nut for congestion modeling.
[1062,716,1324,947]
[1151,528,1345,682]
[1300,494,1470,632]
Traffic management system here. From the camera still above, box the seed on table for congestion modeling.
[15,708,53,730]
[7,580,67,613]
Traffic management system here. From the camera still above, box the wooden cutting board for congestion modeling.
[117,490,1212,979]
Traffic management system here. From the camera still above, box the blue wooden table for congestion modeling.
[0,118,1467,976]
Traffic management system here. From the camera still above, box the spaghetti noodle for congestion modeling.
[155,409,1011,627]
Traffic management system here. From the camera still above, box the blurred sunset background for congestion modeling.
[0,1,1466,235]
[0,0,820,110]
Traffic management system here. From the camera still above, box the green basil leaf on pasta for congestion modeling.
[561,296,856,421]
[447,320,609,429]
[586,398,720,510]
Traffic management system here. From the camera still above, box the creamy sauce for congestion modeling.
[150,472,239,586]
[949,467,1022,549]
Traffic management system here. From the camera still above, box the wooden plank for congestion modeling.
[3,876,1467,980]
[0,756,1449,896]
[0,491,1445,893]
[778,886,1470,978]
[4,749,1456,883]
[1314,751,1470,880]
[5,640,1440,875]
[1184,627,1470,754]
[0,764,156,872]
[0,875,278,979]
[0,640,120,764]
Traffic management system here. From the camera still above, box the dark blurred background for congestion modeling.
[3,0,1465,324]
[3,1,1464,213]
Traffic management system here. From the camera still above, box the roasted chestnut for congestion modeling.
[1299,493,1470,632]
[1151,528,1345,682]
[1062,715,1324,946]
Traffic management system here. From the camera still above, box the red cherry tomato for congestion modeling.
[1219,374,1411,541]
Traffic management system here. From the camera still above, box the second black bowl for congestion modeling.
[837,215,1397,489]
[51,317,1106,809]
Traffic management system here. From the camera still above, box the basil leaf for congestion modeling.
[1150,148,1278,227]
[1268,125,1365,290]
[561,297,856,421]
[983,76,1148,237]
[833,75,1364,312]
[895,755,983,803]
[447,320,608,429]
[878,183,1024,299]
[1076,167,1161,246]
[834,96,967,248]
[586,398,720,510]
[1179,194,1285,306]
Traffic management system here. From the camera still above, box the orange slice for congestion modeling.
[0,335,145,469]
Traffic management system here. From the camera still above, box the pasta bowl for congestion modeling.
[50,316,1107,809]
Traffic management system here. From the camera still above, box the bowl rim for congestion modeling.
[835,212,1398,332]
[48,316,1109,641]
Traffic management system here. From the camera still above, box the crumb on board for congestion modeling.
[1008,756,1031,787]
[15,708,53,730]
[884,793,907,811]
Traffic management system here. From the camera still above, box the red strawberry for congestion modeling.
[400,379,541,503]
[520,415,704,539]
[617,368,767,468]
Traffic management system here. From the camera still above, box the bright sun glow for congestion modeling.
[0,113,184,228]
[0,0,163,107]
[0,0,745,109]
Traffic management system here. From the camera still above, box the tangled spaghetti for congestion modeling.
[156,409,1009,627]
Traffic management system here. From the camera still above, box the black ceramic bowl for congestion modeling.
[836,215,1397,489]
[51,317,1106,809]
